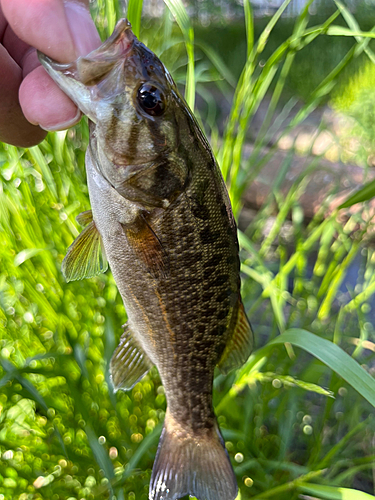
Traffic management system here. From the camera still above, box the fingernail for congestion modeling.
[40,108,82,131]
[64,1,102,57]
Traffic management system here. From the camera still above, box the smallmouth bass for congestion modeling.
[39,19,253,500]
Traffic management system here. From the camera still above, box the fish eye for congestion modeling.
[137,83,166,116]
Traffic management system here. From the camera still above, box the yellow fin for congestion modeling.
[110,324,153,391]
[218,301,254,374]
[76,210,93,227]
[62,220,108,282]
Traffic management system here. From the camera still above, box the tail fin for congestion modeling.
[149,414,237,500]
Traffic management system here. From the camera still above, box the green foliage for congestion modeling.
[331,57,375,169]
[339,177,375,208]
[298,483,375,500]
[163,0,195,109]
[333,59,375,111]
[127,0,143,37]
[1,1,375,500]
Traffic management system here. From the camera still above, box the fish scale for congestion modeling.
[39,18,254,500]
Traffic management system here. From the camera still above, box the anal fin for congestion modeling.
[62,216,108,282]
[110,323,153,391]
[218,300,254,375]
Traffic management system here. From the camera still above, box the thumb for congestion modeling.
[1,0,101,63]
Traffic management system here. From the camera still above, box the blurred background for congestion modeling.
[1,0,375,499]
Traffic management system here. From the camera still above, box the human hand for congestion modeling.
[0,0,101,147]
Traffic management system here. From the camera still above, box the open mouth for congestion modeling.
[38,19,134,86]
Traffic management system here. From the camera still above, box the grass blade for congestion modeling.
[318,241,361,320]
[195,40,237,88]
[85,424,115,481]
[327,26,375,39]
[298,483,375,500]
[127,0,143,38]
[256,0,293,55]
[243,0,254,59]
[251,469,325,498]
[270,330,375,408]
[163,0,195,110]
[339,178,375,208]
[333,0,375,64]
[105,0,117,37]
[28,146,57,199]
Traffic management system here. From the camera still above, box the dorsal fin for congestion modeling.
[62,219,108,282]
[123,214,169,279]
[110,323,153,391]
[218,300,254,374]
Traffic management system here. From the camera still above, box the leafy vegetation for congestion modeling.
[1,1,375,500]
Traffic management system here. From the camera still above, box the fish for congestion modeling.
[38,19,254,500]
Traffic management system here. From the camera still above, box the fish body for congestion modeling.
[39,20,253,500]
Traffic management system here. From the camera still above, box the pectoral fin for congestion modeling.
[62,219,108,282]
[124,215,169,279]
[218,301,254,374]
[76,210,94,226]
[110,324,153,391]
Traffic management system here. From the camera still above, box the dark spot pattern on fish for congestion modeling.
[216,288,234,302]
[190,203,210,221]
[202,290,215,303]
[215,238,231,250]
[200,228,220,245]
[212,324,227,337]
[187,179,212,221]
[176,222,195,240]
[201,307,218,319]
[206,159,215,170]
[150,162,185,200]
[217,309,228,320]
[183,253,202,269]
[203,267,216,280]
[212,274,230,287]
[125,122,140,164]
[220,203,228,217]
[177,142,196,174]
[195,179,210,203]
[214,339,227,356]
[205,254,223,268]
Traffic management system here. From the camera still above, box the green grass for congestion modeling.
[1,1,375,500]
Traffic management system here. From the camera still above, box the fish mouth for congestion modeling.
[38,18,134,86]
[37,19,135,122]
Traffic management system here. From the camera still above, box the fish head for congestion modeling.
[38,19,183,176]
